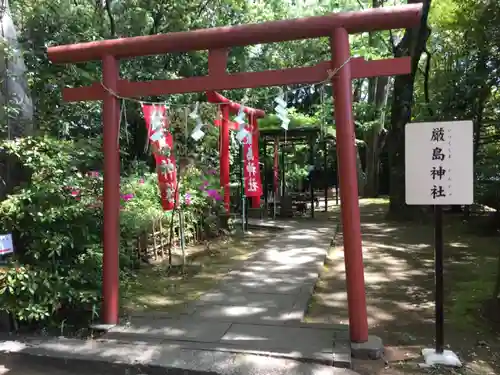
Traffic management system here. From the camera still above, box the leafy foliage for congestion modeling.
[0,137,105,321]
[0,136,223,323]
[0,0,499,328]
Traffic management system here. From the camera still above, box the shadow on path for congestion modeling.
[307,199,500,375]
[0,218,356,374]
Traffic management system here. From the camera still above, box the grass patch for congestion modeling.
[121,230,273,315]
[306,198,500,375]
[449,263,497,331]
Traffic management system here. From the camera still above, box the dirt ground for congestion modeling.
[306,198,500,375]
[121,229,274,315]
[6,200,499,375]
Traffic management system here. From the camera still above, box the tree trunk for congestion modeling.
[464,66,489,219]
[356,144,365,196]
[363,0,390,198]
[387,0,431,220]
[353,79,363,103]
[364,76,390,197]
[0,0,34,198]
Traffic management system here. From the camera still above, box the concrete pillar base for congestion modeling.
[351,335,384,360]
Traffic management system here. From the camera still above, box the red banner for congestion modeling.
[142,104,178,211]
[243,116,262,199]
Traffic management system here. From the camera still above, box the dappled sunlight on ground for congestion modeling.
[4,199,498,374]
[121,230,273,314]
[0,219,348,374]
[307,198,500,375]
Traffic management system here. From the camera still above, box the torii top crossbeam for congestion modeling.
[49,4,421,63]
[48,4,422,103]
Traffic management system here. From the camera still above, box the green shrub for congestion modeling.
[0,136,224,324]
[0,136,105,321]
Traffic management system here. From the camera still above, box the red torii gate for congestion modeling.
[47,3,423,344]
[206,91,265,212]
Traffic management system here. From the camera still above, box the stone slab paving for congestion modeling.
[195,290,297,308]
[187,304,300,325]
[102,219,352,368]
[0,338,359,375]
[108,319,233,343]
[0,219,356,373]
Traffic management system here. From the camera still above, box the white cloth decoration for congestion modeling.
[235,106,249,144]
[234,106,246,125]
[274,91,289,130]
[189,102,200,120]
[189,103,206,141]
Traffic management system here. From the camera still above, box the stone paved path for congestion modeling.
[0,219,356,374]
[104,219,351,366]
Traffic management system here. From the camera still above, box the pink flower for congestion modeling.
[206,189,221,201]
[87,171,100,178]
[121,193,134,202]
[200,180,209,190]
[71,190,80,197]
[139,178,145,184]
[185,193,192,205]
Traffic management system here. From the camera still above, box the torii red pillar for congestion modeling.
[206,91,265,213]
[331,28,368,342]
[101,55,120,325]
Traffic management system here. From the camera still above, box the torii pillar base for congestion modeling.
[351,335,385,360]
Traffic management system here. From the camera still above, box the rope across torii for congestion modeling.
[47,3,423,345]
[206,90,265,212]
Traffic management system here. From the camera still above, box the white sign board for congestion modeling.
[405,121,473,205]
[0,233,14,255]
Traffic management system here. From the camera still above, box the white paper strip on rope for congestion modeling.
[274,91,289,130]
[191,119,205,140]
[191,127,205,141]
[190,105,206,141]
[274,96,287,108]
[189,102,200,120]
[274,105,287,117]
[281,117,290,130]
